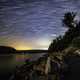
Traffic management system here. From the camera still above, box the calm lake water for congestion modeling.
[0,52,46,71]
[16,53,46,65]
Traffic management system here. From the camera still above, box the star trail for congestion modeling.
[0,0,80,50]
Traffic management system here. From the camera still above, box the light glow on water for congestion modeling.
[16,54,31,61]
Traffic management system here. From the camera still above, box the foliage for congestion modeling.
[63,12,76,28]
[48,12,80,53]
[71,37,80,48]
[48,36,63,52]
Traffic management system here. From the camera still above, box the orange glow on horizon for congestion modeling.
[15,46,32,50]
[10,42,32,50]
[9,40,49,50]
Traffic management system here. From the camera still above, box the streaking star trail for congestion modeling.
[0,0,80,50]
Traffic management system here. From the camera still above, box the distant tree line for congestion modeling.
[48,12,80,53]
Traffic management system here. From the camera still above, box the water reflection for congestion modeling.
[0,52,46,70]
[16,53,46,66]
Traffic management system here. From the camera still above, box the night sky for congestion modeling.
[0,0,80,50]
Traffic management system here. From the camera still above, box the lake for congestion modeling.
[0,52,46,71]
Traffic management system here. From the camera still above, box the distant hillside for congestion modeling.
[0,46,16,54]
[16,49,48,54]
[0,46,48,54]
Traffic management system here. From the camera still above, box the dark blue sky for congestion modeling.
[0,0,80,50]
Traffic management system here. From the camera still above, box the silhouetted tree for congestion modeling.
[63,12,76,28]
[71,37,80,48]
[48,12,80,53]
[48,35,63,52]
